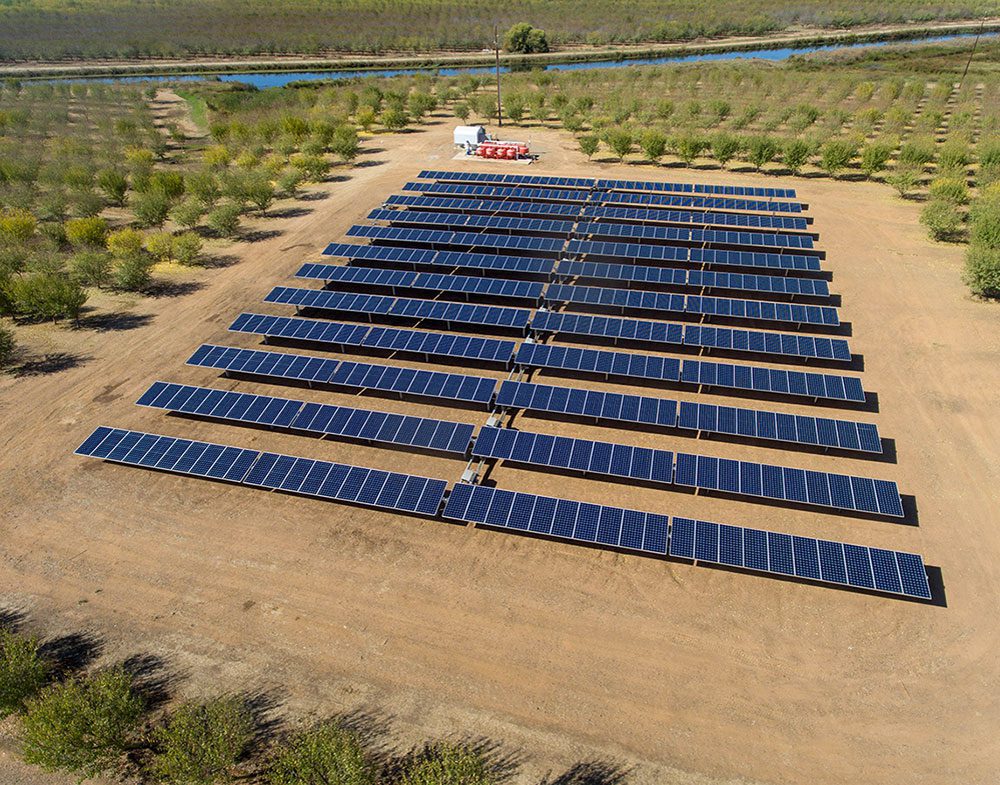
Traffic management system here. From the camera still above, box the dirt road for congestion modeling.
[2,120,998,785]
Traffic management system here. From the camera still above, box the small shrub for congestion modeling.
[69,251,112,287]
[171,199,206,230]
[920,200,963,241]
[899,140,936,168]
[244,172,275,215]
[860,142,893,179]
[887,166,919,198]
[266,721,375,785]
[969,193,1000,248]
[0,630,49,716]
[20,668,145,780]
[928,176,970,205]
[964,244,1000,298]
[173,232,203,266]
[96,169,128,207]
[0,322,16,367]
[113,254,155,291]
[819,139,857,177]
[151,696,254,785]
[8,273,87,322]
[106,228,146,259]
[132,189,171,228]
[145,232,175,263]
[379,108,409,131]
[401,742,494,785]
[65,216,108,248]
[207,203,242,238]
[0,208,37,242]
[938,142,970,171]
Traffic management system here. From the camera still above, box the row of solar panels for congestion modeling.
[276,277,837,333]
[76,426,447,516]
[75,427,931,600]
[137,381,476,454]
[418,169,799,199]
[386,195,811,232]
[369,207,815,251]
[515,342,866,404]
[325,236,822,275]
[404,181,805,214]
[471,426,902,517]
[532,311,851,362]
[441,485,929,599]
[496,381,881,453]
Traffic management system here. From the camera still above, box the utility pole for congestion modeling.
[494,23,503,128]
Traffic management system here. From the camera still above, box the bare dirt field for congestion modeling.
[2,119,999,785]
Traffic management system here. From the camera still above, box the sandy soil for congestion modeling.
[2,119,999,785]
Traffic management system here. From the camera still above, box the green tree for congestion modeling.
[65,216,109,248]
[640,130,667,164]
[97,169,128,207]
[782,138,812,175]
[113,254,155,291]
[330,127,360,163]
[710,134,741,169]
[579,135,600,160]
[920,200,963,241]
[928,176,970,205]
[144,232,175,263]
[171,199,206,230]
[964,245,1000,298]
[267,721,375,785]
[401,742,494,785]
[151,696,254,785]
[408,92,437,119]
[69,251,112,287]
[969,193,1000,248]
[207,203,242,239]
[292,154,331,183]
[0,208,37,242]
[0,630,50,717]
[107,228,146,260]
[819,139,857,177]
[355,107,377,132]
[277,169,304,198]
[887,166,919,198]
[20,668,145,780]
[452,102,470,123]
[604,128,634,162]
[379,108,409,132]
[938,141,970,171]
[899,140,936,168]
[503,94,526,125]
[746,136,780,171]
[173,232,203,266]
[8,272,87,322]
[132,189,171,228]
[860,142,892,179]
[0,322,15,367]
[245,172,276,215]
[186,172,221,207]
[504,23,549,54]
[673,134,706,167]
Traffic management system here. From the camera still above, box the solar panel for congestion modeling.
[368,208,576,237]
[599,189,804,214]
[567,240,822,273]
[531,311,851,363]
[228,313,516,365]
[516,343,866,403]
[672,452,903,516]
[473,425,674,485]
[557,260,829,298]
[321,242,554,277]
[544,284,839,327]
[295,263,544,302]
[346,225,566,255]
[136,381,475,454]
[576,220,814,251]
[402,181,592,204]
[75,426,447,516]
[187,344,498,405]
[497,380,879,454]
[668,517,930,599]
[264,286,532,331]
[386,194,590,219]
[419,170,596,189]
[596,178,797,199]
[441,483,670,554]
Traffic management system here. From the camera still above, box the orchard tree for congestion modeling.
[604,128,634,162]
[579,135,600,160]
[151,696,254,785]
[0,631,50,717]
[267,721,376,785]
[504,23,549,54]
[640,131,667,164]
[710,134,741,169]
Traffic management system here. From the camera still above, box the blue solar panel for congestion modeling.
[346,225,566,255]
[368,208,576,237]
[668,518,930,599]
[676,400,881,453]
[321,242,554,277]
[516,341,681,384]
[228,313,516,365]
[577,220,813,251]
[516,343,864,404]
[136,381,475,455]
[567,240,822,273]
[186,344,497,405]
[531,311,850,362]
[264,286,532,331]
[557,260,829,298]
[496,380,678,429]
[75,426,447,516]
[580,205,808,231]
[419,170,595,189]
[672,453,903,516]
[442,483,670,555]
[386,194,587,219]
[599,189,803,214]
[402,181,592,203]
[295,263,543,302]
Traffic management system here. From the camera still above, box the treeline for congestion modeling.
[0,622,510,784]
[0,0,995,60]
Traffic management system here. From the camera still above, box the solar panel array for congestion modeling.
[77,426,448,515]
[74,170,932,602]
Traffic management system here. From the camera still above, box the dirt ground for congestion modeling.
[2,118,999,785]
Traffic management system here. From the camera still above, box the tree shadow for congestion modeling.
[298,190,330,202]
[12,352,90,377]
[0,606,28,633]
[122,652,179,712]
[353,159,386,168]
[267,206,313,219]
[40,630,104,677]
[200,253,241,269]
[145,280,205,299]
[240,688,287,756]
[384,736,523,784]
[76,311,154,332]
[542,759,633,785]
[240,228,284,244]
